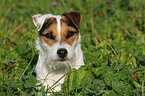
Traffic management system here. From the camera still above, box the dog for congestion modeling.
[32,11,84,92]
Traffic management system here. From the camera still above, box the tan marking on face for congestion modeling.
[40,18,58,46]
[60,20,78,46]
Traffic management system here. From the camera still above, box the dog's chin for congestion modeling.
[56,59,70,64]
[58,58,67,62]
[47,57,73,70]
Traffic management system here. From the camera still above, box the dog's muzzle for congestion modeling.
[57,48,68,61]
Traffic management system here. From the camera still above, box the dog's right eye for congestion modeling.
[66,31,77,39]
[43,32,54,39]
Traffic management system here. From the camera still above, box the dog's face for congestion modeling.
[32,12,82,69]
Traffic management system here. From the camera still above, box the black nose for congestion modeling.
[57,48,68,58]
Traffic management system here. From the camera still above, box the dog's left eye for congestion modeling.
[43,32,54,39]
[66,31,77,39]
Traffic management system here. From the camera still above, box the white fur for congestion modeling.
[54,15,61,40]
[33,14,84,92]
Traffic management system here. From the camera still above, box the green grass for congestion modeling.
[0,0,145,95]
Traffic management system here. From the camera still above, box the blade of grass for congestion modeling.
[61,0,68,11]
[142,79,144,96]
[90,0,94,34]
[1,62,4,96]
[0,0,5,12]
[51,73,66,90]
[10,21,26,36]
[8,73,23,94]
[106,41,118,59]
[19,52,35,81]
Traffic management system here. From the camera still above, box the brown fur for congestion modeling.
[40,18,58,46]
[60,20,78,46]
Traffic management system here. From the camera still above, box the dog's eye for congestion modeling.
[66,31,77,39]
[43,32,54,39]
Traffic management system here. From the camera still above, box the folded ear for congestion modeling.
[62,12,82,29]
[32,14,53,31]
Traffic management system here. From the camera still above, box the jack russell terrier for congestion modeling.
[32,11,84,92]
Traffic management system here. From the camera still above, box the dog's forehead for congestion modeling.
[53,15,62,40]
[37,14,79,47]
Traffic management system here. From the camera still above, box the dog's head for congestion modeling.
[32,12,82,69]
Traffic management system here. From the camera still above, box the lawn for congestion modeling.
[0,0,145,95]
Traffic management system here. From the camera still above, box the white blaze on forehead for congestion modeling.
[53,15,62,40]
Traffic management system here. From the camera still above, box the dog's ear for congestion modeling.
[62,12,82,29]
[32,14,52,31]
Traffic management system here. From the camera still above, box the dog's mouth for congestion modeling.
[58,57,67,62]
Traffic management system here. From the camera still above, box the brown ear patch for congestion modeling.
[62,12,82,29]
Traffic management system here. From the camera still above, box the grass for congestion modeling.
[0,0,145,95]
